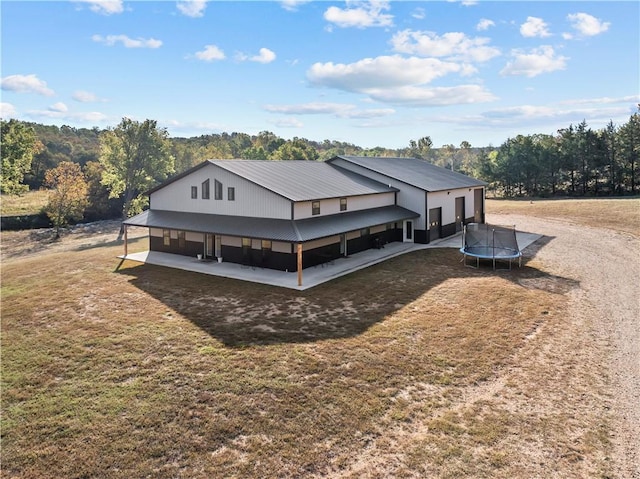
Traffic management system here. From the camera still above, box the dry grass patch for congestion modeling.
[486,197,640,235]
[1,189,50,216]
[4,196,631,477]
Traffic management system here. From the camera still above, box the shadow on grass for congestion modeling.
[116,236,577,347]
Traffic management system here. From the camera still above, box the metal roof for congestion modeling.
[211,160,397,201]
[124,205,419,242]
[330,155,486,192]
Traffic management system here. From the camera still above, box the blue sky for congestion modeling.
[1,1,638,149]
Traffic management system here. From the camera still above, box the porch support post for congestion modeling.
[123,224,128,257]
[297,243,303,287]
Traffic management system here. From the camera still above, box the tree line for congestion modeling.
[1,108,638,232]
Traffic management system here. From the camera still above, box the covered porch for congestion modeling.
[118,241,422,291]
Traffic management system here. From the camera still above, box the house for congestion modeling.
[123,156,486,283]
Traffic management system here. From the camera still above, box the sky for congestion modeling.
[1,1,638,149]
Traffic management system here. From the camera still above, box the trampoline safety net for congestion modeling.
[460,223,522,270]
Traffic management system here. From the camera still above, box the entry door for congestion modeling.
[403,220,413,242]
[474,188,484,223]
[340,234,347,256]
[455,197,465,232]
[429,207,441,242]
[205,234,214,258]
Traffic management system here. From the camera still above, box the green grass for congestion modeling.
[2,198,628,478]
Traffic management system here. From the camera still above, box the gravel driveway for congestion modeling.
[490,212,640,479]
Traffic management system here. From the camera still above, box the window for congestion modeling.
[214,179,223,200]
[228,187,235,201]
[261,240,272,250]
[242,238,251,248]
[163,229,171,246]
[340,197,347,211]
[360,227,370,237]
[191,186,198,199]
[202,179,210,199]
[312,201,320,216]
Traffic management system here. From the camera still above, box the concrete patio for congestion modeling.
[118,230,542,290]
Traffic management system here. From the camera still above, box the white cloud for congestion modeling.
[412,8,426,20]
[75,0,123,15]
[26,108,108,123]
[176,0,208,18]
[1,74,55,96]
[48,102,68,113]
[324,1,393,29]
[0,102,17,117]
[500,45,568,77]
[280,0,311,12]
[559,95,640,106]
[477,18,495,31]
[72,90,106,103]
[193,44,226,62]
[269,117,304,128]
[263,102,395,119]
[566,13,610,37]
[365,84,496,106]
[475,103,630,128]
[308,55,464,91]
[390,30,500,63]
[307,55,495,107]
[250,48,276,64]
[520,16,551,38]
[92,34,162,48]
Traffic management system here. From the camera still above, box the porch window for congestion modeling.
[202,179,210,199]
[340,197,347,211]
[261,240,272,250]
[214,180,223,200]
[360,227,370,237]
[163,229,171,246]
[312,201,320,216]
[191,186,197,199]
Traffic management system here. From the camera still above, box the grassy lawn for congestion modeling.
[3,198,634,478]
[1,189,50,216]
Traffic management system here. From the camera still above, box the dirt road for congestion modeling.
[490,212,640,479]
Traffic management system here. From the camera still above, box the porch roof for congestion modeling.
[124,206,419,243]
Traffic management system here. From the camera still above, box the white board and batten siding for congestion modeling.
[150,163,291,220]
[293,192,395,220]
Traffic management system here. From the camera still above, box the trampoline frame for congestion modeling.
[460,223,522,270]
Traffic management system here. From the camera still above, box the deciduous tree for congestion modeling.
[44,161,89,238]
[1,120,42,195]
[99,118,174,237]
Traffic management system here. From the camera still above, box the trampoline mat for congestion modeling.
[461,246,522,259]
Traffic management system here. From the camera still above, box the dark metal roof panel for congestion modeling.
[331,155,487,192]
[124,209,300,242]
[211,160,397,201]
[294,205,419,240]
[124,205,419,242]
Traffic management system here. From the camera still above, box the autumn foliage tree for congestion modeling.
[44,161,89,238]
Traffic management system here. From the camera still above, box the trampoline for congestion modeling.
[460,223,522,270]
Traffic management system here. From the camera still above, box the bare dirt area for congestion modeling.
[0,221,147,263]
